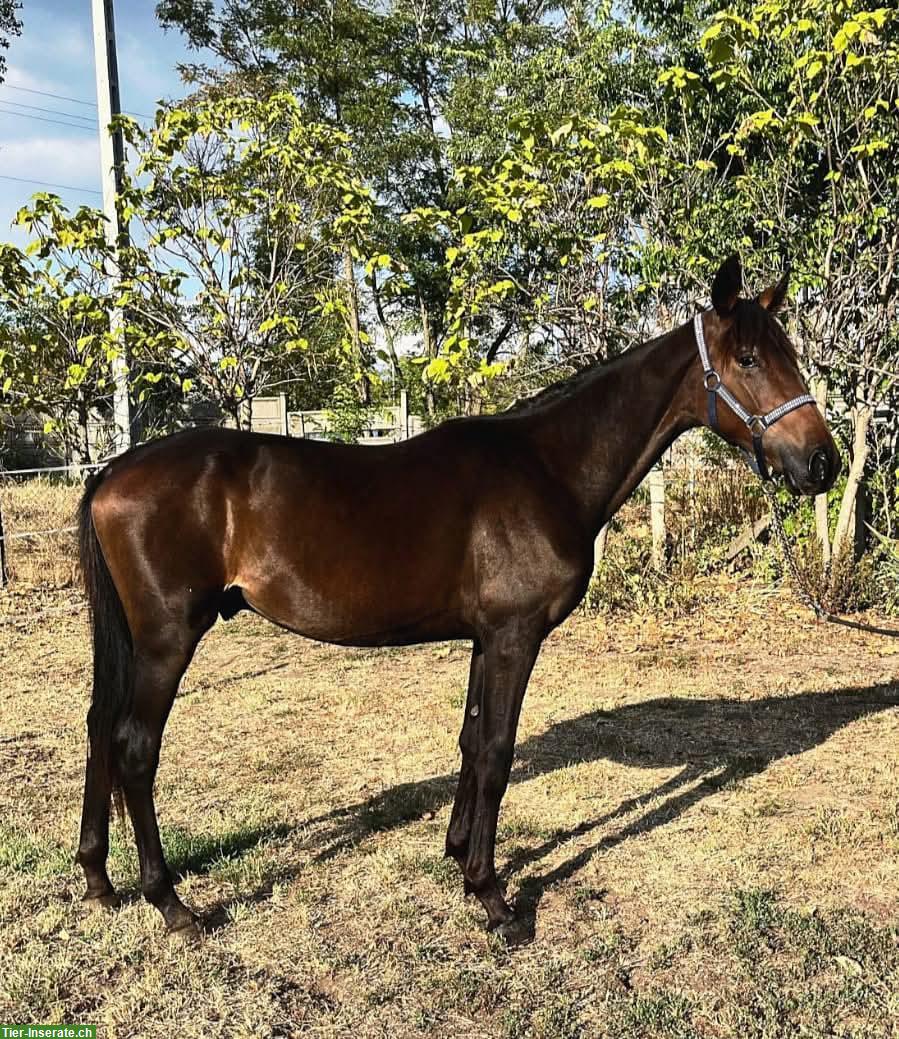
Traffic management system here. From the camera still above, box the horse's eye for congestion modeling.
[738,354,757,369]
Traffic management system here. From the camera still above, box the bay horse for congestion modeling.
[76,255,839,938]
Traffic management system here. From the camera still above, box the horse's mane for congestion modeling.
[504,362,605,415]
[505,301,797,416]
[504,330,664,415]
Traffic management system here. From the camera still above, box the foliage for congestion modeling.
[0,200,122,462]
[0,0,20,82]
[115,93,376,425]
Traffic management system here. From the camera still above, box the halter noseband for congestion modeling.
[693,312,816,481]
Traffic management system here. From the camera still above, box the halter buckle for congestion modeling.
[748,415,768,437]
[703,371,721,392]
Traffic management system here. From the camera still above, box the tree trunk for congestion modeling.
[343,247,370,405]
[372,279,402,385]
[80,404,93,466]
[813,379,831,566]
[831,401,873,565]
[593,523,609,572]
[70,401,93,478]
[420,293,436,418]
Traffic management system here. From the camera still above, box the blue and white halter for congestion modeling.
[693,312,817,481]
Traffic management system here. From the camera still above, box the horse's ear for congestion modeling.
[711,254,742,317]
[757,267,790,313]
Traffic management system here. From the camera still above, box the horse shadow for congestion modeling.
[192,681,898,937]
[301,682,898,932]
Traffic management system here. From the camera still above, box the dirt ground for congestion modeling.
[1,585,898,1038]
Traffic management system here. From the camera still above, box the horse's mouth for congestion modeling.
[782,469,802,496]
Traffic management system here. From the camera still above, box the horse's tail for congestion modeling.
[78,470,132,810]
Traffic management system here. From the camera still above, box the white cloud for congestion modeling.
[13,14,91,69]
[3,64,72,96]
[1,135,100,187]
[0,136,101,244]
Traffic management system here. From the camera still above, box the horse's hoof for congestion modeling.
[81,891,121,913]
[488,911,529,946]
[168,918,203,944]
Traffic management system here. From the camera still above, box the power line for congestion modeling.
[0,106,97,132]
[2,83,97,108]
[0,173,102,195]
[0,84,154,120]
[0,99,96,124]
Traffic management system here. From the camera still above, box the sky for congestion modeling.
[0,0,197,244]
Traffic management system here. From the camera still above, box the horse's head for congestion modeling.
[697,254,840,495]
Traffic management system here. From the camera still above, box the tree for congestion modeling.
[116,93,377,427]
[402,103,669,411]
[0,1,21,84]
[155,0,583,414]
[694,1,899,573]
[0,199,122,464]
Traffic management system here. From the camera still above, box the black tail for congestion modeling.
[78,472,133,805]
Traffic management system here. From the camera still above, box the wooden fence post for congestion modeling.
[813,379,831,565]
[649,465,666,570]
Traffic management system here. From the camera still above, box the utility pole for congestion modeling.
[91,0,132,453]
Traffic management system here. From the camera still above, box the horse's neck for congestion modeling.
[530,322,699,535]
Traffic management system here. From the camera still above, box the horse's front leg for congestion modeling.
[445,642,484,866]
[462,621,542,931]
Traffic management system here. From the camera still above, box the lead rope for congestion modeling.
[761,481,899,637]
[761,482,832,620]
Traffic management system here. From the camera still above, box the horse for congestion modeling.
[75,254,840,939]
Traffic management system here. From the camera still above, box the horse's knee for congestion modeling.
[77,832,107,867]
[477,741,514,798]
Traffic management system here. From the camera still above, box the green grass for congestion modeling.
[0,824,73,877]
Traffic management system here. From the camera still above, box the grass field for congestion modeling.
[1,583,898,1037]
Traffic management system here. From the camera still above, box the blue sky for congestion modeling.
[0,1,197,243]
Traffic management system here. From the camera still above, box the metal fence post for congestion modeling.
[0,497,7,589]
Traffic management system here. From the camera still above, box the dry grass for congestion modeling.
[0,478,81,590]
[1,582,898,1037]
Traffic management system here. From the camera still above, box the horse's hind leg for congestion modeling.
[446,644,484,866]
[77,730,118,908]
[115,629,208,936]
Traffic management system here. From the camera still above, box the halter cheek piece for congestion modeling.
[693,312,817,481]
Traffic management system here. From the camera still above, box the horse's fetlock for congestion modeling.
[141,869,173,906]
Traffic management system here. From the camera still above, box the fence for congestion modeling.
[0,463,99,590]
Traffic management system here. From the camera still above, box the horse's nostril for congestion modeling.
[809,448,829,485]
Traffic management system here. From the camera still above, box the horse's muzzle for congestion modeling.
[783,442,840,496]
[808,447,833,488]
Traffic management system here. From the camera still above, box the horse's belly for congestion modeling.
[234,542,470,647]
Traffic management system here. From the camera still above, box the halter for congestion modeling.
[693,311,816,481]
